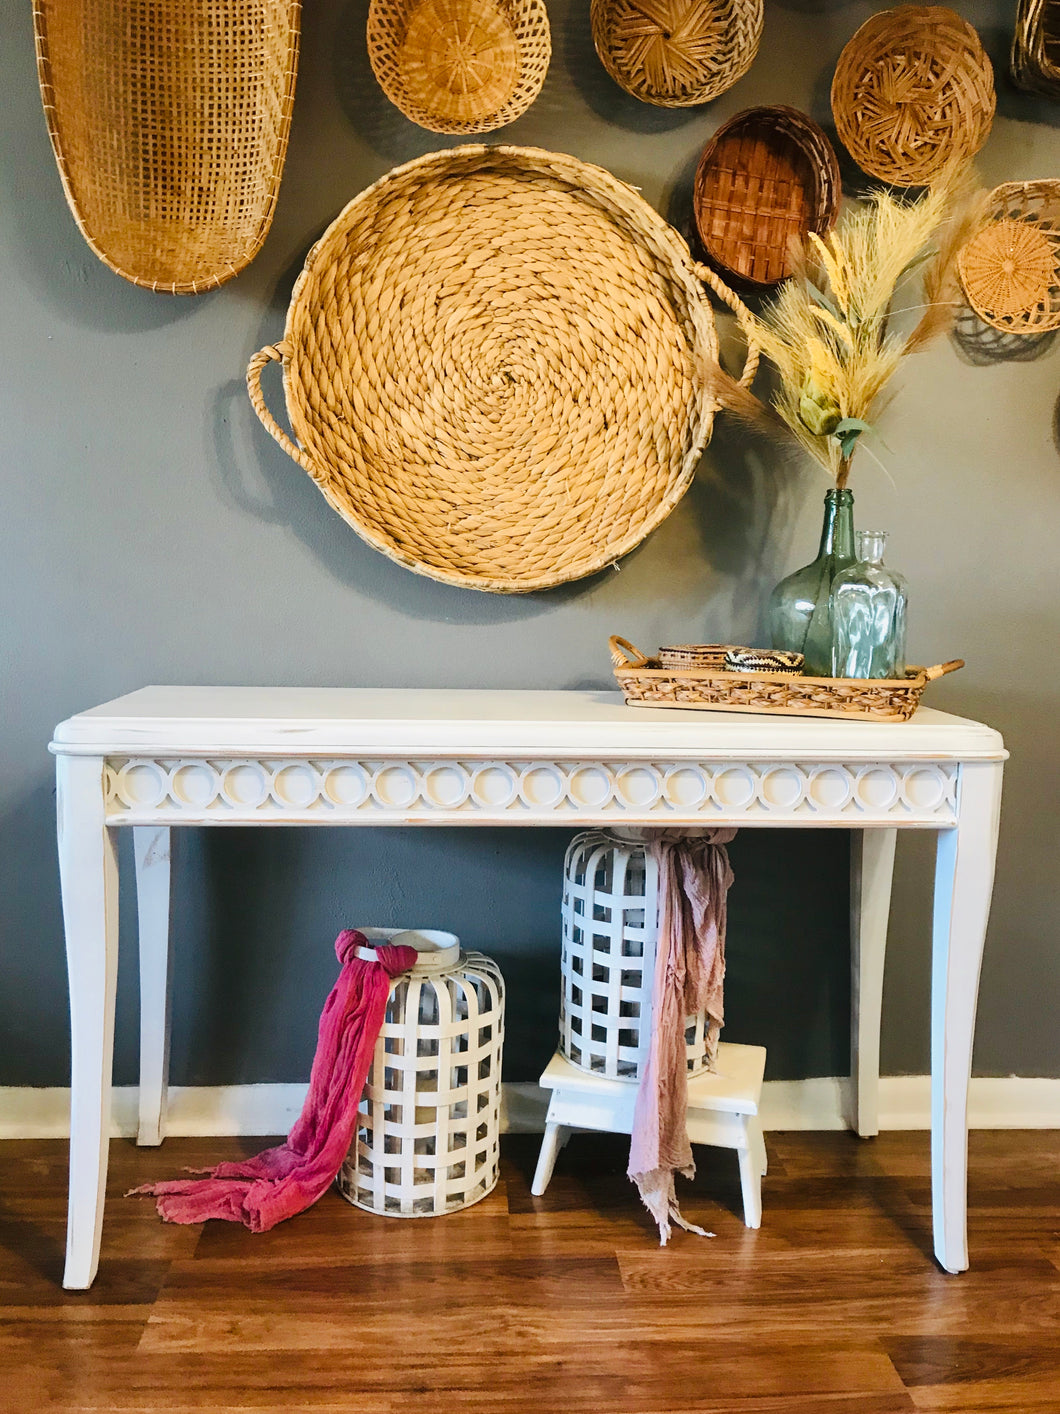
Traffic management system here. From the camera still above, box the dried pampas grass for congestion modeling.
[723,167,986,486]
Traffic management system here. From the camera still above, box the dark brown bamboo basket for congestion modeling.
[590,0,762,108]
[693,107,841,288]
[611,637,964,721]
[33,0,301,294]
[1012,0,1060,96]
[830,5,995,186]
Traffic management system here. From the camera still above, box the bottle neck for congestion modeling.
[817,489,855,561]
[857,530,887,565]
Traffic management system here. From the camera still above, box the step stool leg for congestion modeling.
[737,1119,764,1230]
[531,1120,569,1196]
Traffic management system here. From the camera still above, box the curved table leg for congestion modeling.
[932,760,1004,1274]
[134,826,173,1147]
[849,828,896,1136]
[57,755,118,1290]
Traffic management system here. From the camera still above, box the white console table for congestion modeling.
[50,688,1005,1288]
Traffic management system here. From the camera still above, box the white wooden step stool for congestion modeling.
[531,1042,768,1228]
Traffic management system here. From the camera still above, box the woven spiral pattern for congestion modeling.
[248,145,755,593]
[693,106,840,288]
[368,0,550,133]
[958,182,1060,334]
[590,0,762,107]
[33,0,300,294]
[831,6,995,185]
[1012,0,1060,96]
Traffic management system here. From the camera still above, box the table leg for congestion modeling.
[848,828,896,1136]
[134,826,173,1147]
[931,760,1004,1274]
[57,755,119,1290]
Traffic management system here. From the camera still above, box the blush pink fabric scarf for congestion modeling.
[628,829,736,1245]
[129,929,417,1231]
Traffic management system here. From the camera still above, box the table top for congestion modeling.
[50,687,1006,763]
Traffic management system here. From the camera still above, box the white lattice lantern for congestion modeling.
[561,831,713,1080]
[337,929,504,1218]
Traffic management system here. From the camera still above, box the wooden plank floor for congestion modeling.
[2,1129,1059,1413]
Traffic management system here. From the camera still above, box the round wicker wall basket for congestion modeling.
[693,106,840,288]
[1011,0,1060,97]
[33,0,301,294]
[958,181,1060,334]
[590,0,763,108]
[247,145,758,594]
[831,5,995,186]
[367,0,551,134]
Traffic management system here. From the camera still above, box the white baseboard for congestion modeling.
[4,1076,1060,1140]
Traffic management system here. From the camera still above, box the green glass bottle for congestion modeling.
[767,488,855,676]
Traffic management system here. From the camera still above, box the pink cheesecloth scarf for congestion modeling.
[129,930,417,1231]
[628,829,736,1245]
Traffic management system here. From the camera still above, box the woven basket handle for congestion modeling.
[922,659,965,681]
[246,343,320,479]
[694,262,761,390]
[609,635,651,668]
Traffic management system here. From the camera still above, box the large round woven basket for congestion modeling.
[247,145,758,594]
[831,5,995,186]
[958,181,1060,334]
[33,0,300,294]
[693,106,840,288]
[590,0,762,108]
[367,0,551,134]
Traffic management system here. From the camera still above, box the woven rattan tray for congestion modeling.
[33,0,301,294]
[611,637,964,721]
[693,106,840,288]
[248,145,758,593]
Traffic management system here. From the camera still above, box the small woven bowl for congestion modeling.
[658,643,741,669]
[958,181,1060,334]
[693,106,840,288]
[590,0,762,108]
[367,0,550,134]
[831,5,995,185]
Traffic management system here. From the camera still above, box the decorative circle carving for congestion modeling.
[519,765,566,808]
[902,766,948,810]
[423,764,472,808]
[372,765,419,808]
[222,763,269,808]
[663,765,709,808]
[117,761,167,808]
[614,765,662,808]
[807,766,852,811]
[759,765,805,808]
[324,764,370,807]
[712,766,756,808]
[471,764,518,808]
[855,766,899,810]
[171,763,219,808]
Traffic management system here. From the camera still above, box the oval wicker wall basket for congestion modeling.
[367,0,551,134]
[958,181,1060,334]
[831,5,995,186]
[693,106,840,288]
[590,0,763,108]
[246,145,758,594]
[33,0,301,295]
[1011,0,1060,97]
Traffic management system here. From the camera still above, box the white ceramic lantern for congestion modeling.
[560,831,713,1080]
[337,928,505,1218]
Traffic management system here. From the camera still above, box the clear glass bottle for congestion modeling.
[830,530,908,679]
[767,488,855,676]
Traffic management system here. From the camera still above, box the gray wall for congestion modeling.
[1,0,1057,1091]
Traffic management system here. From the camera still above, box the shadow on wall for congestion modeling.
[952,304,1058,366]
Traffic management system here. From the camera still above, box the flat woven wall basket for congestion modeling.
[958,181,1060,334]
[247,144,758,593]
[611,637,964,721]
[590,0,763,107]
[1012,0,1060,95]
[831,5,995,185]
[33,0,301,294]
[693,106,840,288]
[367,0,551,134]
